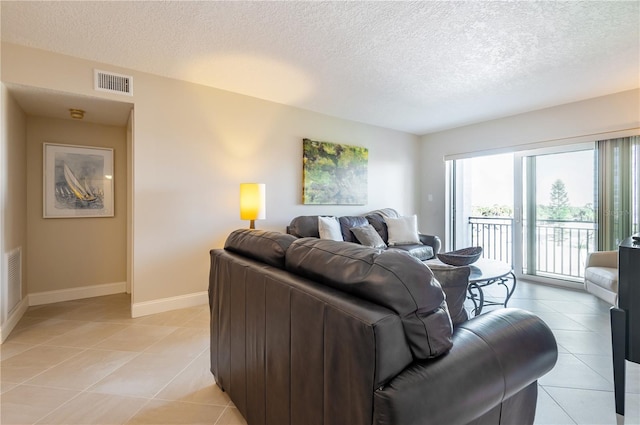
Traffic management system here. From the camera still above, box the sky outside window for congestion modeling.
[469,153,513,214]
[468,150,594,214]
[534,150,595,208]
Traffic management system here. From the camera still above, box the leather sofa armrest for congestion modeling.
[373,308,557,425]
[418,234,441,256]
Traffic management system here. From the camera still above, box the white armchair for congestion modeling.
[584,250,618,305]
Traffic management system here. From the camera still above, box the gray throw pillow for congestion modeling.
[351,224,387,249]
[429,263,471,326]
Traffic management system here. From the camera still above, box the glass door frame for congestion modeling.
[513,142,595,289]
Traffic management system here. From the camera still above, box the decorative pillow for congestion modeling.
[318,216,343,241]
[428,264,471,326]
[386,215,421,246]
[351,225,387,249]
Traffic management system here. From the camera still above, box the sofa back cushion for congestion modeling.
[285,238,453,359]
[365,213,389,243]
[224,229,297,269]
[287,215,320,238]
[366,208,400,219]
[338,216,369,242]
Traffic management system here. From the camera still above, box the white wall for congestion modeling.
[1,43,419,315]
[1,86,27,291]
[419,89,640,244]
[0,84,28,339]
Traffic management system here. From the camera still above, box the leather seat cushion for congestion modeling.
[585,266,618,292]
[285,238,453,359]
[388,244,434,261]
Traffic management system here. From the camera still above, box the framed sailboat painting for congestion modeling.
[43,143,114,218]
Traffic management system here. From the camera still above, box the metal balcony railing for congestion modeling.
[468,216,596,280]
[468,217,513,266]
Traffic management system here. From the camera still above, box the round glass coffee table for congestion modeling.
[467,259,516,316]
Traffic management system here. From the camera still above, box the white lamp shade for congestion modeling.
[240,183,266,220]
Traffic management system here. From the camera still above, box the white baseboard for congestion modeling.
[0,297,29,344]
[132,291,208,318]
[28,281,127,306]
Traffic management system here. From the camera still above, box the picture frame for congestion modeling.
[43,143,114,218]
[302,138,368,205]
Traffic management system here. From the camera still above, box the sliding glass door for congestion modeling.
[516,145,596,282]
[450,144,596,285]
[449,135,638,287]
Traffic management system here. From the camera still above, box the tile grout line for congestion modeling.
[148,344,210,400]
[214,405,231,425]
[5,346,90,386]
[538,385,579,425]
[28,349,150,425]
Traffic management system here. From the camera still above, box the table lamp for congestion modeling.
[240,183,266,229]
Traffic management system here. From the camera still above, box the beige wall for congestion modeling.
[131,73,418,305]
[2,43,419,311]
[25,117,127,293]
[419,89,640,244]
[3,42,638,315]
[1,84,28,316]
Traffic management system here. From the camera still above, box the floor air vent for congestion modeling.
[94,69,133,96]
[5,248,22,318]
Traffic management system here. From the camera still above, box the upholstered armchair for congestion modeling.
[584,250,618,305]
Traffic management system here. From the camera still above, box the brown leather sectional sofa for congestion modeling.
[209,229,558,425]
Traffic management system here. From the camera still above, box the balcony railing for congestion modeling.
[468,216,596,280]
[469,217,513,266]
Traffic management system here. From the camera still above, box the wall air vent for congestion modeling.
[94,69,133,96]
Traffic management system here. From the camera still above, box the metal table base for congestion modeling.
[467,271,516,316]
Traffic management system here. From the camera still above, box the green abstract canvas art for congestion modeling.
[302,138,368,205]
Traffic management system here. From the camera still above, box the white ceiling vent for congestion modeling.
[94,69,133,96]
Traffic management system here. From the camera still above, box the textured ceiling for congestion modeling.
[1,1,639,135]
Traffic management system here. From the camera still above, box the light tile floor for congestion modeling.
[0,294,245,425]
[1,281,638,425]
